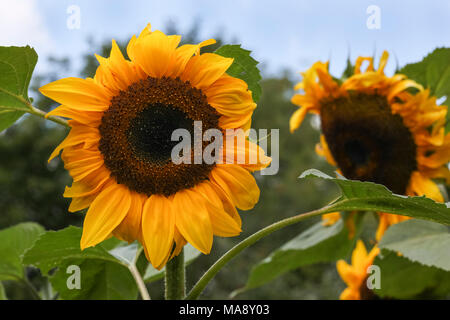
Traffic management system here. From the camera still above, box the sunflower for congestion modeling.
[290,51,450,240]
[336,240,380,300]
[40,24,270,269]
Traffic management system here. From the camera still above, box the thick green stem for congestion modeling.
[165,249,185,300]
[185,203,336,300]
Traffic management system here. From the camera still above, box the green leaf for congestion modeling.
[0,222,44,281]
[214,44,262,102]
[144,244,201,283]
[300,169,450,225]
[0,46,37,132]
[373,250,450,299]
[379,219,450,271]
[23,226,138,300]
[236,217,360,294]
[399,48,450,131]
[399,48,450,104]
[341,56,354,79]
[50,258,138,300]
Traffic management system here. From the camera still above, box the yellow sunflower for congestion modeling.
[290,51,450,240]
[336,240,380,300]
[40,24,270,269]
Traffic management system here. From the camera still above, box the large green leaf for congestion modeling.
[379,219,450,271]
[399,48,450,131]
[373,250,450,299]
[399,48,450,106]
[49,258,138,300]
[144,244,201,283]
[0,222,44,281]
[23,226,139,300]
[236,217,361,294]
[215,45,262,102]
[0,46,37,132]
[300,169,450,225]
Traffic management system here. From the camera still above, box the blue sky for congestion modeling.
[1,0,449,78]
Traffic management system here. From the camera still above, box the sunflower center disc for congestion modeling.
[127,104,194,164]
[320,92,417,194]
[99,76,220,196]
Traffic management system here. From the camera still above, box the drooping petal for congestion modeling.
[195,182,241,237]
[174,189,213,254]
[141,195,176,268]
[80,183,132,249]
[113,192,146,243]
[289,107,308,133]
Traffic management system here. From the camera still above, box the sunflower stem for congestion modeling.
[165,248,185,300]
[27,104,70,128]
[185,202,339,300]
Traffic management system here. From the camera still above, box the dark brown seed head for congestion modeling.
[320,92,417,194]
[99,76,220,196]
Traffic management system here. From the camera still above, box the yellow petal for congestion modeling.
[289,107,308,133]
[63,167,110,198]
[336,260,358,287]
[113,192,146,243]
[204,74,256,128]
[321,212,341,226]
[209,181,242,228]
[339,287,360,300]
[39,77,110,111]
[131,30,181,78]
[167,39,217,78]
[49,124,100,162]
[181,53,233,90]
[222,136,271,171]
[351,240,368,270]
[68,194,96,212]
[174,189,213,254]
[407,171,444,202]
[377,51,389,74]
[80,183,131,249]
[375,213,390,241]
[46,105,102,127]
[170,227,188,259]
[195,183,241,237]
[210,165,260,211]
[142,195,176,269]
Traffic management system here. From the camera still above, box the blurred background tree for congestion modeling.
[0,21,343,299]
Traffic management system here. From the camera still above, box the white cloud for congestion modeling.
[0,0,53,53]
